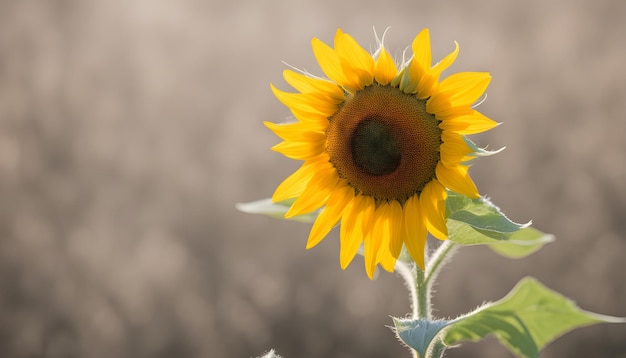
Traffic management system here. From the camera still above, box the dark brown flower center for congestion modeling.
[351,118,401,176]
[326,84,442,203]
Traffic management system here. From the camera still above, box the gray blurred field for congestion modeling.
[1,0,625,357]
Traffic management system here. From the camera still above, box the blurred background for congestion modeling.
[1,0,625,357]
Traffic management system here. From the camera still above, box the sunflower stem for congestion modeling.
[396,261,419,318]
[397,240,456,358]
[415,266,431,320]
[425,240,456,289]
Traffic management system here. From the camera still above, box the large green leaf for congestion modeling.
[443,277,625,358]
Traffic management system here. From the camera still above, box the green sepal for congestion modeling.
[463,135,505,159]
[236,198,318,223]
[442,277,625,358]
[393,317,452,357]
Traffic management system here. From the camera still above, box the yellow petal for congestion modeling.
[357,194,376,242]
[288,107,332,124]
[416,41,459,99]
[402,194,427,269]
[306,183,354,249]
[311,37,351,89]
[421,180,448,241]
[432,106,474,120]
[440,132,473,166]
[364,205,387,279]
[414,73,437,99]
[377,246,397,273]
[412,28,432,71]
[339,195,371,269]
[286,163,339,217]
[271,84,338,116]
[282,69,344,102]
[386,200,404,258]
[270,132,325,160]
[364,201,402,277]
[427,72,491,113]
[439,110,499,135]
[436,162,479,199]
[264,121,327,141]
[404,29,432,94]
[334,29,375,89]
[374,46,397,85]
[272,156,326,202]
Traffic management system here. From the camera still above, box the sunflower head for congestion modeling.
[266,28,498,278]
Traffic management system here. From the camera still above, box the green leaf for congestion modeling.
[446,191,528,234]
[445,192,552,258]
[443,277,625,358]
[235,198,318,223]
[488,227,554,258]
[393,318,452,357]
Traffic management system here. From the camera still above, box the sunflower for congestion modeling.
[266,29,497,278]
